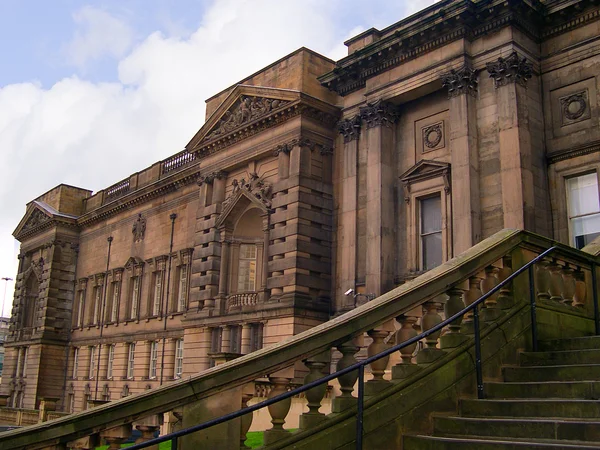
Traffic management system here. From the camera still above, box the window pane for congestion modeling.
[568,173,600,217]
[421,196,442,234]
[572,213,600,249]
[422,232,442,270]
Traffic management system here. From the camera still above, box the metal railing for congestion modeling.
[114,245,600,449]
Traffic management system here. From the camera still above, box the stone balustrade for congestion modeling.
[161,150,196,175]
[1,229,598,450]
[226,292,259,311]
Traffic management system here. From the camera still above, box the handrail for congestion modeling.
[126,245,564,450]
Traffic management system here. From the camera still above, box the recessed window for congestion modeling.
[110,281,120,322]
[174,339,184,379]
[567,173,600,249]
[177,265,188,312]
[76,290,85,327]
[88,346,96,380]
[106,345,115,380]
[152,272,163,316]
[420,195,442,271]
[127,343,135,379]
[149,341,158,379]
[130,276,141,319]
[72,347,79,379]
[237,244,257,292]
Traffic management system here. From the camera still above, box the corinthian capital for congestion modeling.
[337,115,361,143]
[486,52,533,88]
[441,65,478,98]
[359,100,399,129]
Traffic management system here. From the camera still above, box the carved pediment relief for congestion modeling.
[14,201,78,241]
[217,173,272,230]
[399,160,451,203]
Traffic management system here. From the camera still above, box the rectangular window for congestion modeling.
[152,272,163,316]
[174,339,184,379]
[21,347,28,377]
[69,393,75,413]
[77,290,85,327]
[88,346,96,380]
[72,347,79,379]
[110,282,120,322]
[230,326,241,354]
[567,173,600,249]
[210,327,222,353]
[149,341,158,379]
[127,343,135,379]
[237,244,257,292]
[106,345,115,380]
[420,195,442,271]
[177,265,188,312]
[250,323,264,352]
[94,285,103,325]
[130,277,140,319]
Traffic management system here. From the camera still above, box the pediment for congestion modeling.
[216,174,272,230]
[186,85,301,152]
[14,203,56,240]
[399,159,450,183]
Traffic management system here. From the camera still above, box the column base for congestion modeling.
[391,364,421,380]
[416,348,445,364]
[263,429,291,445]
[440,333,469,349]
[299,412,326,430]
[331,396,356,413]
[497,295,515,310]
[364,379,391,396]
[481,307,503,322]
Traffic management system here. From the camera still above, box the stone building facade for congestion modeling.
[2,0,600,413]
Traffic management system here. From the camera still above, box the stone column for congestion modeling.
[359,101,398,297]
[218,231,231,297]
[221,325,231,353]
[441,65,481,253]
[337,116,361,310]
[261,217,270,292]
[241,323,252,355]
[486,52,535,230]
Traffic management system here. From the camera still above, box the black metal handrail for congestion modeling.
[123,244,600,450]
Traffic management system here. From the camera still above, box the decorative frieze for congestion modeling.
[560,90,590,125]
[486,52,533,88]
[21,209,51,233]
[197,171,227,186]
[132,214,147,243]
[337,115,361,143]
[225,172,273,209]
[359,100,399,129]
[273,137,332,156]
[422,122,444,150]
[441,66,478,98]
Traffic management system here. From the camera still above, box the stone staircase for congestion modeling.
[404,335,600,449]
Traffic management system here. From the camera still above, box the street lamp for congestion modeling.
[1,277,13,318]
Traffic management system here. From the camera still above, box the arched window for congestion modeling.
[232,208,264,294]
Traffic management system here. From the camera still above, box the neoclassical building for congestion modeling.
[2,0,599,413]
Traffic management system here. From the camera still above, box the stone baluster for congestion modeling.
[416,299,445,364]
[101,424,132,450]
[497,255,514,309]
[548,259,565,303]
[66,434,100,450]
[134,415,163,450]
[299,352,329,430]
[263,375,292,445]
[441,284,468,349]
[462,275,483,334]
[332,337,362,412]
[535,258,551,302]
[561,263,576,306]
[392,309,421,380]
[240,383,255,449]
[481,266,501,321]
[365,322,393,395]
[573,267,587,308]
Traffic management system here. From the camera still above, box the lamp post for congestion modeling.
[1,277,13,318]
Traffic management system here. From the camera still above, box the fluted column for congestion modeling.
[441,65,481,253]
[359,101,398,297]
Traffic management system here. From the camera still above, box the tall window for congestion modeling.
[149,341,158,379]
[567,173,600,249]
[237,244,257,292]
[76,290,85,327]
[88,346,96,380]
[72,347,79,379]
[174,339,184,379]
[152,271,163,317]
[92,285,103,325]
[106,345,115,380]
[21,347,28,377]
[130,276,141,320]
[177,265,188,312]
[230,326,241,353]
[127,343,135,379]
[420,195,442,271]
[250,323,264,352]
[110,281,120,323]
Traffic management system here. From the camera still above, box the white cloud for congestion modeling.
[0,0,437,316]
[64,6,134,69]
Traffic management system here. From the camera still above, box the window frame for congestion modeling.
[149,341,158,379]
[418,194,443,271]
[174,339,184,379]
[565,171,600,249]
[126,343,136,380]
[88,346,96,380]
[106,344,115,380]
[72,347,79,379]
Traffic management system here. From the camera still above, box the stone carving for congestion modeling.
[359,100,399,128]
[198,171,227,186]
[486,52,533,88]
[22,209,51,233]
[273,137,332,156]
[204,96,290,142]
[226,173,273,208]
[337,115,362,142]
[30,257,44,282]
[422,122,444,150]
[132,214,147,243]
[560,91,588,122]
[273,142,294,156]
[441,66,478,98]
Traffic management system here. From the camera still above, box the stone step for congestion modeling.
[485,381,600,399]
[459,398,600,418]
[403,435,600,449]
[539,336,600,352]
[432,415,600,442]
[503,364,600,382]
[520,349,600,366]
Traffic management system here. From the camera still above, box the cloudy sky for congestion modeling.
[0,0,436,316]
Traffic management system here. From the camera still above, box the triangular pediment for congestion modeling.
[399,159,450,183]
[13,202,56,240]
[186,85,301,151]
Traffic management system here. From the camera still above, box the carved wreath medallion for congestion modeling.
[560,91,588,123]
[422,122,443,150]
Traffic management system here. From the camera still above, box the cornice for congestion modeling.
[14,216,79,243]
[547,141,600,164]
